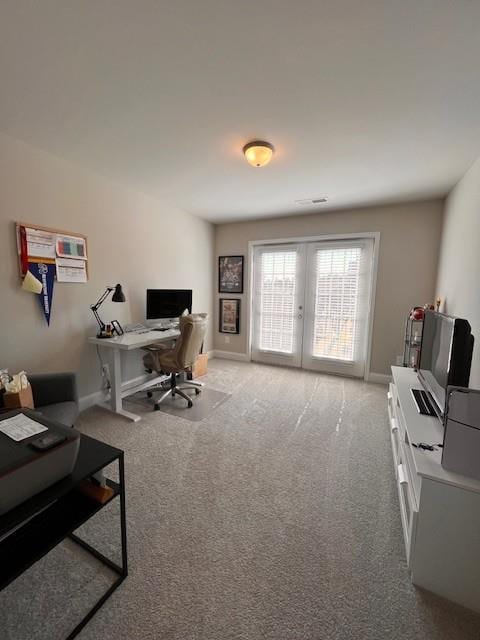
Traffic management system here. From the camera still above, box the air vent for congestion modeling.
[294,197,328,206]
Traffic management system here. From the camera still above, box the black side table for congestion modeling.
[0,433,128,640]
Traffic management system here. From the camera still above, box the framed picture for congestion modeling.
[219,298,240,334]
[218,255,244,294]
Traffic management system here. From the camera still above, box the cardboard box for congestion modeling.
[3,383,35,410]
[193,354,208,378]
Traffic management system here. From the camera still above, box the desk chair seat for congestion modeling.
[143,313,208,410]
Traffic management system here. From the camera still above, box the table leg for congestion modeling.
[119,453,128,575]
[66,455,128,639]
[99,347,142,422]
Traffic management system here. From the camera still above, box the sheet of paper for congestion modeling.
[56,234,87,260]
[22,269,43,294]
[26,228,56,260]
[0,414,48,442]
[55,257,88,283]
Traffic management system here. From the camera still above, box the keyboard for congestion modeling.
[124,323,150,334]
[411,388,438,417]
[152,328,177,337]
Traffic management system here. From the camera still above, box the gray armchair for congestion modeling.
[29,372,79,427]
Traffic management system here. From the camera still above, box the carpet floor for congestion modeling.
[2,359,480,639]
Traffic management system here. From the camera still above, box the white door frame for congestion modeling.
[247,232,380,381]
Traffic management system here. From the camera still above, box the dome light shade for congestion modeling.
[112,283,125,302]
[243,141,274,167]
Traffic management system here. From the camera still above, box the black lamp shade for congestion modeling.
[112,284,125,303]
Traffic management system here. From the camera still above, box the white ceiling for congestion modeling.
[1,1,480,222]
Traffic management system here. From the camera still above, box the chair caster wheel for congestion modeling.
[147,391,153,398]
[195,389,200,395]
[188,401,193,408]
[154,404,160,411]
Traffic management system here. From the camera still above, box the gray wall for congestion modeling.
[215,200,444,376]
[0,133,214,399]
[436,156,480,388]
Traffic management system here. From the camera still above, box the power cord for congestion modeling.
[96,345,111,391]
[412,442,443,451]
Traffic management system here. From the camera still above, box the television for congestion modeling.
[146,289,192,325]
[418,311,474,415]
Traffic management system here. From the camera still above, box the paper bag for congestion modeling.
[193,354,208,378]
[4,383,35,410]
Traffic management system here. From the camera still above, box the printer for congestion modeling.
[0,410,80,515]
[442,387,480,481]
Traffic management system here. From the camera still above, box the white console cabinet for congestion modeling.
[388,366,480,613]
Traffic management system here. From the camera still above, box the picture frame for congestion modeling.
[219,298,240,334]
[218,255,244,294]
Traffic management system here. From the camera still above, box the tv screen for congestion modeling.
[418,311,473,414]
[146,289,192,320]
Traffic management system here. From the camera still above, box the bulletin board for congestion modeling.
[15,222,89,325]
[16,222,89,283]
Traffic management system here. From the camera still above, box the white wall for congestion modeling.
[436,156,480,388]
[0,133,214,399]
[215,200,444,376]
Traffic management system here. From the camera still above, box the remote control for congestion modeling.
[30,432,67,451]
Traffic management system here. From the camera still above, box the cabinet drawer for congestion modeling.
[388,384,402,466]
[396,462,418,568]
[401,437,420,507]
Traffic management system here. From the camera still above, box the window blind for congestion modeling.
[312,246,362,361]
[258,250,297,353]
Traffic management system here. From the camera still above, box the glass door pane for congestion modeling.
[251,245,305,367]
[303,239,374,377]
[312,246,362,361]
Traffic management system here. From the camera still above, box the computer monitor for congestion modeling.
[418,310,473,415]
[146,289,192,326]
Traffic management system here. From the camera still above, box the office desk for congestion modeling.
[88,329,180,422]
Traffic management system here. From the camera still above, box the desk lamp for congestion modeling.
[91,284,125,338]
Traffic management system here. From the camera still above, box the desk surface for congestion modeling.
[88,328,180,350]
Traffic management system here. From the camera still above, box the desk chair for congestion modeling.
[143,313,208,410]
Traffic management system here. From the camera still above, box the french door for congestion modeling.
[251,244,306,367]
[251,238,375,377]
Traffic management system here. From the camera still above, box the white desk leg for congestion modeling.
[111,348,123,413]
[100,347,142,423]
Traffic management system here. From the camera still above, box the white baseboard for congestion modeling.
[78,371,156,412]
[210,350,250,362]
[79,389,107,412]
[366,372,392,385]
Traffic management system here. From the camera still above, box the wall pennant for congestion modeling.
[29,262,56,325]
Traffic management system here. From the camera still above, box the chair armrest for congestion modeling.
[29,372,78,407]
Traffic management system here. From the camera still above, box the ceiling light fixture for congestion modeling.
[243,141,274,167]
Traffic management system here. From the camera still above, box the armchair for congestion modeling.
[29,372,79,427]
